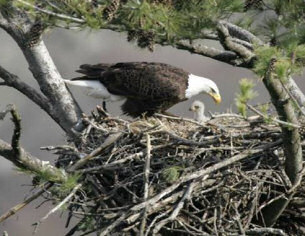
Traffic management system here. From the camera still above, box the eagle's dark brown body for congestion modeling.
[74,62,189,117]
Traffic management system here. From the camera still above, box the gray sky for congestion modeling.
[0,28,304,235]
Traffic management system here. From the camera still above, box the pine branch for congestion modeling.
[16,0,85,24]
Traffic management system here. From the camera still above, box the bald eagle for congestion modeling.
[189,100,208,122]
[65,62,221,117]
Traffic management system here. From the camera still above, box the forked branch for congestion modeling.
[0,105,67,183]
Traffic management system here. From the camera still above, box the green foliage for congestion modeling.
[0,0,9,6]
[254,43,305,82]
[55,173,81,197]
[258,103,272,123]
[78,216,95,232]
[161,166,182,183]
[274,59,290,82]
[253,46,281,77]
[235,78,258,117]
[16,165,66,183]
[13,0,244,49]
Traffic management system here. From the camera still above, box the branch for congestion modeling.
[286,76,305,113]
[0,182,53,223]
[0,6,83,136]
[175,40,241,66]
[152,182,195,234]
[0,65,51,116]
[16,0,85,24]
[246,104,300,128]
[219,21,264,45]
[33,183,82,233]
[140,134,152,236]
[0,105,67,183]
[21,40,83,135]
[68,132,123,172]
[246,227,288,236]
[217,22,255,62]
[0,13,8,28]
[260,58,303,226]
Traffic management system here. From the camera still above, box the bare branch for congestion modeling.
[287,76,305,113]
[33,183,82,233]
[0,5,83,135]
[246,104,300,128]
[21,40,83,135]
[0,13,8,28]
[0,183,53,223]
[140,134,152,236]
[68,132,123,172]
[217,23,255,62]
[10,105,22,158]
[152,182,195,234]
[0,65,51,112]
[219,21,264,45]
[175,40,241,66]
[0,106,67,183]
[246,227,288,236]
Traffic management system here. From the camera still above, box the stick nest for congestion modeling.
[40,107,305,236]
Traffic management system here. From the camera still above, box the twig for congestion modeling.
[78,152,144,174]
[152,182,195,234]
[99,212,128,236]
[0,183,53,223]
[33,183,82,233]
[210,113,244,119]
[16,0,85,23]
[245,227,288,236]
[145,210,171,236]
[247,104,300,128]
[68,132,123,171]
[155,113,207,127]
[10,105,21,158]
[140,134,152,236]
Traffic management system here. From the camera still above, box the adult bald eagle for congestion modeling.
[65,62,221,117]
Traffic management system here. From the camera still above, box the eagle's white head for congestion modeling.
[185,74,221,104]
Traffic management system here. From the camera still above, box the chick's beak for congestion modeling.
[210,93,221,104]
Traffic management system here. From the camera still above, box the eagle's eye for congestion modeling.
[210,88,216,93]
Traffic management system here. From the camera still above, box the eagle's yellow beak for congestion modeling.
[210,93,221,104]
